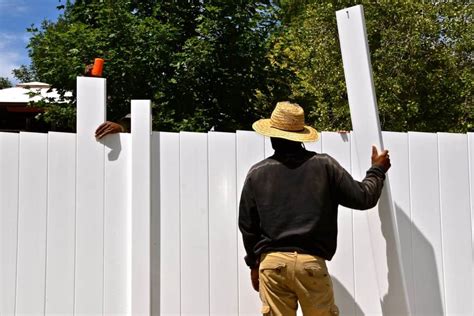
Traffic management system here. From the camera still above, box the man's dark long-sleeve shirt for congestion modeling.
[238,147,386,268]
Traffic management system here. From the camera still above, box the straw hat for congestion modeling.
[252,101,319,142]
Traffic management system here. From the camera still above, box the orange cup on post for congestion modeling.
[91,58,104,77]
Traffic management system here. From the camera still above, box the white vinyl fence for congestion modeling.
[1,77,473,316]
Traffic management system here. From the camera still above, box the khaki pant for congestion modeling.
[259,252,339,316]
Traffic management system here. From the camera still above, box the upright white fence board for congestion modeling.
[75,76,106,315]
[408,132,445,315]
[151,132,161,316]
[438,133,472,315]
[179,132,209,315]
[321,132,355,316]
[131,100,152,315]
[264,136,273,158]
[305,136,322,153]
[103,133,130,315]
[16,132,48,315]
[351,142,382,316]
[0,133,19,316]
[336,5,409,315]
[45,132,76,315]
[158,132,181,315]
[208,132,238,315]
[383,132,415,315]
[469,133,474,315]
[236,130,264,315]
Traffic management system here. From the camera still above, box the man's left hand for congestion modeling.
[251,267,259,292]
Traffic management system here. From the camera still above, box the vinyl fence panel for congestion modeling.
[337,6,409,314]
[157,132,181,316]
[131,100,152,316]
[1,107,474,316]
[469,133,474,316]
[151,132,162,316]
[16,132,48,315]
[45,132,76,315]
[208,132,239,315]
[0,132,19,316]
[103,133,131,315]
[351,140,383,316]
[236,130,264,316]
[438,133,472,315]
[321,132,355,316]
[179,132,210,316]
[408,132,445,315]
[383,132,416,316]
[75,77,106,315]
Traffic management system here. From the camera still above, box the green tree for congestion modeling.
[25,0,277,132]
[268,1,473,132]
[12,65,36,83]
[0,77,12,89]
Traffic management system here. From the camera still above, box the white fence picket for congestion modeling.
[351,141,383,316]
[158,132,181,315]
[383,131,416,315]
[151,132,162,315]
[45,132,76,315]
[179,132,210,315]
[264,136,273,158]
[131,100,152,315]
[236,130,264,315]
[408,132,445,315]
[469,133,474,316]
[16,132,48,315]
[75,76,106,315]
[305,136,322,153]
[322,132,355,316]
[0,133,19,316]
[103,133,131,314]
[208,132,239,315]
[438,133,472,315]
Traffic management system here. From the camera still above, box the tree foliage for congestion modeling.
[23,0,472,132]
[12,65,37,83]
[268,0,473,132]
[26,0,277,132]
[0,77,12,89]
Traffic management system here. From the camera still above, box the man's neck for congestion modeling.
[271,138,304,154]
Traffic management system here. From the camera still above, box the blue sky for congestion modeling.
[0,0,64,83]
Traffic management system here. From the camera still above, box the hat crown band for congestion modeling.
[270,117,305,131]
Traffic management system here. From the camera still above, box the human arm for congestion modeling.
[334,146,390,210]
[238,176,261,291]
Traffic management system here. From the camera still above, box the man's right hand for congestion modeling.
[250,267,259,292]
[371,145,391,172]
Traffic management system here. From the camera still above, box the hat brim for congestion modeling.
[252,119,319,142]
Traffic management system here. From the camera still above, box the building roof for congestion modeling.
[0,82,72,103]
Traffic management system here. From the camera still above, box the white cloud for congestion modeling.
[0,32,28,82]
[0,51,20,79]
[0,0,29,15]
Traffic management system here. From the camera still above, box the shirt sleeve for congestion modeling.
[329,157,386,210]
[238,175,261,268]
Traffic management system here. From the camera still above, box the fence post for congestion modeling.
[336,5,410,315]
[131,100,152,315]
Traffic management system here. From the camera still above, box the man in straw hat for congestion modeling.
[239,101,390,315]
